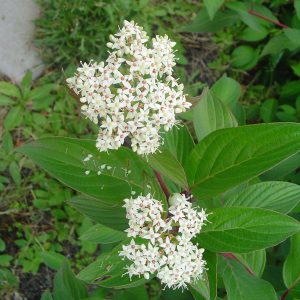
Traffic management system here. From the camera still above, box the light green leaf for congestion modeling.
[196,207,300,253]
[239,27,268,42]
[185,123,300,200]
[39,251,66,270]
[148,149,188,189]
[203,0,224,20]
[80,224,126,244]
[162,125,194,166]
[0,81,21,98]
[224,181,300,214]
[283,232,300,297]
[219,256,277,300]
[193,88,237,141]
[235,250,266,277]
[0,95,14,106]
[211,75,241,108]
[18,138,165,206]
[4,106,23,130]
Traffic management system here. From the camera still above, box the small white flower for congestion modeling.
[67,20,191,155]
[120,193,208,289]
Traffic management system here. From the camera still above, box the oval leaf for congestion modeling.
[196,207,300,253]
[225,181,300,213]
[186,123,300,200]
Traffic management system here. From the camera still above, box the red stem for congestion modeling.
[154,170,170,200]
[221,252,255,276]
[248,9,289,29]
[281,289,290,300]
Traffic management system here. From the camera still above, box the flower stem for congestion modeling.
[154,170,170,200]
[247,9,288,28]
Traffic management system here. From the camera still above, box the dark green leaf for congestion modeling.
[18,138,165,206]
[70,195,127,230]
[182,9,238,33]
[196,207,300,253]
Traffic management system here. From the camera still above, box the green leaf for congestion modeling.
[0,81,21,98]
[193,88,237,141]
[226,2,265,32]
[0,94,14,106]
[284,28,300,46]
[41,290,53,300]
[148,149,188,189]
[261,152,300,180]
[53,262,88,300]
[18,137,164,206]
[70,195,127,230]
[260,99,278,122]
[0,238,5,252]
[211,75,241,108]
[20,71,32,99]
[205,251,218,300]
[185,123,300,200]
[261,33,299,56]
[283,232,300,297]
[78,242,148,288]
[203,0,224,20]
[182,9,238,33]
[162,125,194,166]
[296,0,300,21]
[4,106,23,130]
[9,161,21,186]
[231,46,259,70]
[114,285,148,300]
[224,181,300,214]
[0,254,13,267]
[196,207,300,253]
[80,224,126,244]
[219,256,277,300]
[234,249,266,277]
[239,27,268,42]
[39,251,66,270]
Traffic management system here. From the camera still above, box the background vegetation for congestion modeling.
[1,0,300,299]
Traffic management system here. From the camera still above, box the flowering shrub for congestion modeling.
[19,20,300,300]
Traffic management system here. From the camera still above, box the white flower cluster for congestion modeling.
[119,193,207,289]
[66,20,191,155]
